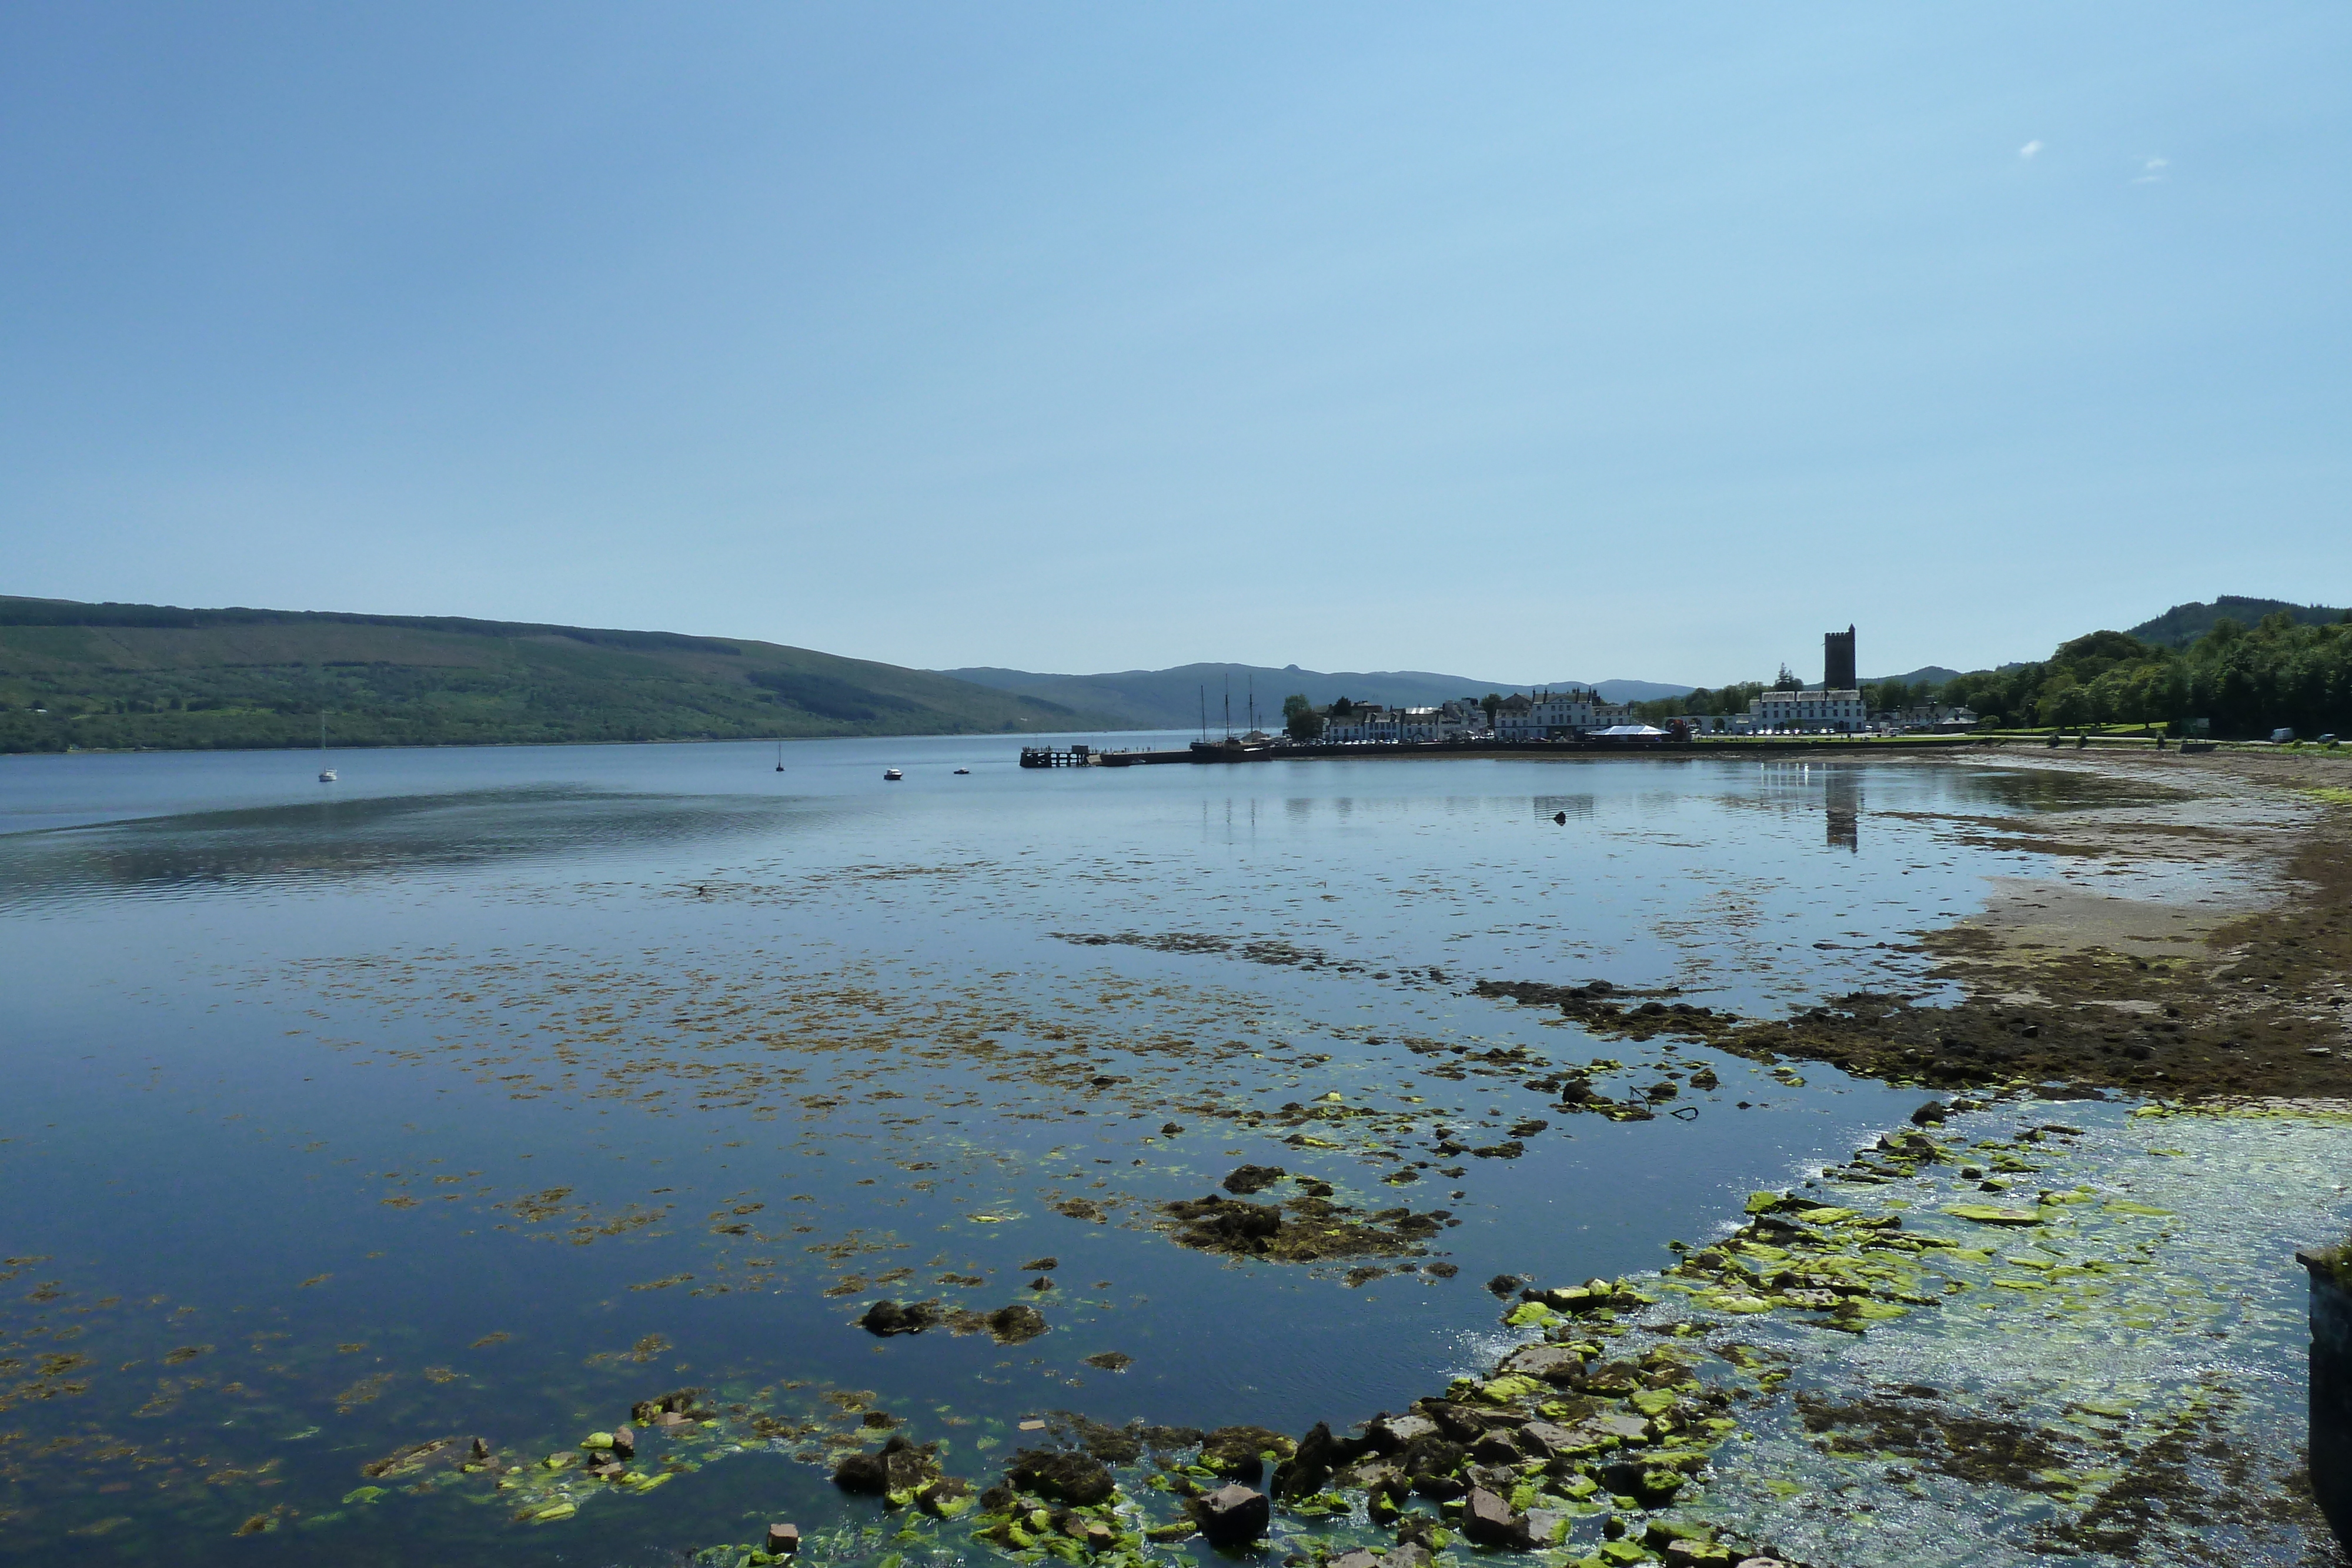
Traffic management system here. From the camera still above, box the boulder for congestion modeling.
[609,1425,636,1459]
[832,1451,890,1494]
[1504,1344,1586,1383]
[1271,1421,1342,1499]
[836,1433,937,1496]
[1007,1449,1115,1506]
[1515,1421,1578,1459]
[1340,1460,1411,1502]
[1331,1552,1382,1568]
[1461,1487,1535,1550]
[1222,1164,1288,1195]
[1469,1430,1524,1465]
[1190,1483,1270,1546]
[766,1523,800,1556]
[1367,1412,1439,1450]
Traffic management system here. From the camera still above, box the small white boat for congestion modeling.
[883,768,903,781]
[953,767,970,775]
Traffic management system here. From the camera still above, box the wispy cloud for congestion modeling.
[2018,139,2043,160]
[2130,155,2169,184]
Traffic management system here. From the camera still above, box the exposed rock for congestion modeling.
[1516,1421,1577,1458]
[1384,1544,1434,1568]
[1504,1343,1586,1383]
[1367,1412,1439,1450]
[1271,1420,1350,1499]
[609,1425,635,1459]
[859,1298,943,1336]
[1021,1257,1058,1271]
[1007,1447,1115,1506]
[1486,1273,1523,1297]
[1082,1350,1132,1372]
[1222,1164,1288,1195]
[766,1523,800,1556]
[831,1451,889,1494]
[1331,1552,1382,1568]
[1469,1430,1523,1465]
[1599,1457,1685,1506]
[1190,1483,1270,1546]
[1461,1487,1535,1550]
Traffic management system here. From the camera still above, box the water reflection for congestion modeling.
[1825,769,1860,851]
[0,786,835,911]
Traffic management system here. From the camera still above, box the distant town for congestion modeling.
[1285,627,1973,745]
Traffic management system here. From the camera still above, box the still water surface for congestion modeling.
[0,737,2256,1563]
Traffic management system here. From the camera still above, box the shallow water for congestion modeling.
[0,737,2303,1564]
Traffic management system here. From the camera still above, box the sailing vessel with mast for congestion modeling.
[317,713,337,783]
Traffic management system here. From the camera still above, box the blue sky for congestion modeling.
[4,5,2346,685]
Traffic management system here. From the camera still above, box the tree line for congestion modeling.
[1622,611,2352,737]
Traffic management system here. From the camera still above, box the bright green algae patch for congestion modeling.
[1677,1098,2352,1566]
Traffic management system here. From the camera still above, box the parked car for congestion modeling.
[2270,727,2296,744]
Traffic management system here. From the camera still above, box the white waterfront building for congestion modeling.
[1748,688,1868,734]
[1493,687,1633,740]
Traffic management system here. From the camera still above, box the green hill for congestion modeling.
[2126,596,2347,650]
[0,596,1117,754]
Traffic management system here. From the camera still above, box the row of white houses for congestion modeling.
[1318,687,1641,741]
[1308,687,1975,741]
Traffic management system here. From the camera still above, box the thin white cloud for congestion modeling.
[2019,139,2043,160]
[2130,155,2169,184]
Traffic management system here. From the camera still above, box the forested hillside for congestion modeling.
[0,596,1111,753]
[1941,611,2352,735]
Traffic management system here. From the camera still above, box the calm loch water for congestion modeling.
[0,738,2321,1566]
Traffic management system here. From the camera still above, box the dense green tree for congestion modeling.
[1282,693,1324,741]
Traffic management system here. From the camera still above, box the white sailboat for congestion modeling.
[318,713,337,783]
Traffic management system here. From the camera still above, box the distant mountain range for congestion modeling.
[938,664,1695,732]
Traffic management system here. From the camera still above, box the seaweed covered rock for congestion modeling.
[1190,1482,1270,1546]
[631,1389,711,1426]
[1198,1425,1295,1482]
[833,1433,941,1497]
[1005,1447,1115,1506]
